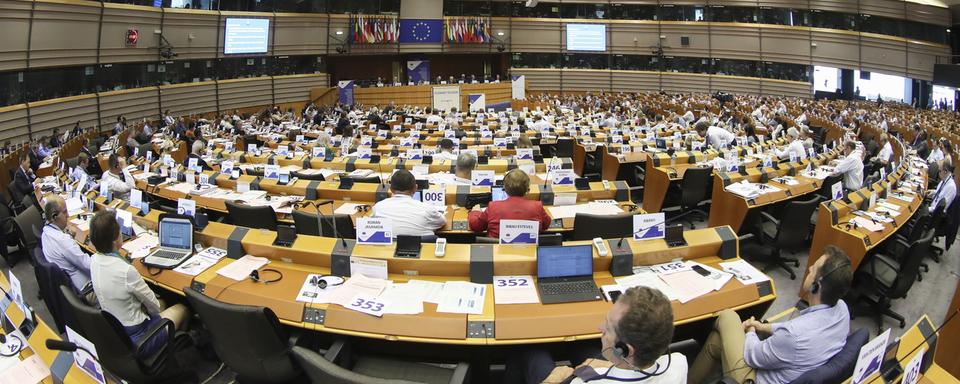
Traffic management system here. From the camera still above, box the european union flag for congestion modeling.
[399,19,443,43]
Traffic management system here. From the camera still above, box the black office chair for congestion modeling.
[65,156,79,170]
[929,198,956,262]
[245,168,265,177]
[666,339,701,366]
[663,166,713,229]
[61,285,194,383]
[291,343,469,384]
[855,231,934,330]
[570,213,634,241]
[815,174,843,203]
[0,196,21,264]
[33,248,82,334]
[291,210,356,239]
[293,171,325,181]
[740,197,819,279]
[13,205,43,259]
[789,328,870,384]
[137,143,154,160]
[226,200,279,231]
[183,287,304,384]
[7,184,26,213]
[344,175,382,184]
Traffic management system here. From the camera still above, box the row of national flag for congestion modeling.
[351,16,490,44]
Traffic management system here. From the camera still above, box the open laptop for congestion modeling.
[536,245,603,304]
[394,235,422,259]
[141,217,194,269]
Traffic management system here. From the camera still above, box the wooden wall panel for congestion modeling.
[611,70,659,93]
[859,0,906,19]
[906,2,951,26]
[97,88,159,131]
[712,75,761,95]
[0,0,32,72]
[273,13,328,56]
[29,0,101,68]
[28,94,98,140]
[710,24,761,61]
[159,81,216,117]
[761,79,813,98]
[907,41,949,81]
[760,26,811,64]
[810,30,860,69]
[217,77,273,111]
[0,104,30,144]
[510,68,560,91]
[661,72,710,94]
[99,4,162,64]
[161,9,220,60]
[659,23,709,58]
[609,22,661,56]
[510,19,562,53]
[561,69,611,92]
[860,34,907,76]
[273,74,329,104]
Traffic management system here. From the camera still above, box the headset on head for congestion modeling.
[810,258,851,295]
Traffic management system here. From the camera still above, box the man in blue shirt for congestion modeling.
[41,195,97,305]
[689,246,853,383]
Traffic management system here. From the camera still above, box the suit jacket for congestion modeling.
[468,196,551,239]
[12,168,33,202]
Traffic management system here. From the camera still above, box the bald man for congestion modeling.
[41,195,97,304]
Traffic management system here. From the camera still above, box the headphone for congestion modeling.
[595,339,672,382]
[810,258,851,294]
[309,275,345,289]
[249,268,283,284]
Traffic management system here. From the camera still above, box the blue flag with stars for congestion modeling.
[399,19,443,43]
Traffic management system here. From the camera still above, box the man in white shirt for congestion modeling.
[529,115,553,132]
[505,287,687,383]
[425,108,444,126]
[601,113,619,128]
[695,121,736,150]
[435,138,459,162]
[371,169,446,238]
[927,139,945,165]
[832,141,864,191]
[41,196,97,304]
[874,133,893,165]
[101,153,136,200]
[928,161,956,213]
[774,128,806,162]
[452,152,477,185]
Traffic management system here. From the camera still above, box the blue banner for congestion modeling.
[407,60,430,84]
[338,80,354,105]
[399,19,443,43]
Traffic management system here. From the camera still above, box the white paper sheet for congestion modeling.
[719,259,770,285]
[215,255,270,281]
[492,275,539,304]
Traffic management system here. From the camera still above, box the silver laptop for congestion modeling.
[142,217,194,268]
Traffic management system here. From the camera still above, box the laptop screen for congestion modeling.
[537,245,593,279]
[279,172,289,184]
[159,219,193,250]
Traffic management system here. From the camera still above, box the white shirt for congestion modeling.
[41,224,91,292]
[91,253,161,327]
[705,126,736,149]
[570,354,687,384]
[775,140,807,161]
[101,169,135,200]
[877,142,893,163]
[426,115,444,125]
[930,176,956,213]
[927,148,944,164]
[435,151,459,162]
[531,120,553,131]
[371,194,446,237]
[834,151,864,191]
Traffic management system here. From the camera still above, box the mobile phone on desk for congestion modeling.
[692,265,711,277]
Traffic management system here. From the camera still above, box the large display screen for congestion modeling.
[932,85,956,110]
[224,18,270,55]
[566,24,606,52]
[854,70,911,103]
[813,66,840,93]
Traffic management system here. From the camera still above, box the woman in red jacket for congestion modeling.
[469,169,551,238]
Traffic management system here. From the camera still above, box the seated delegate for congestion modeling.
[688,245,853,383]
[468,169,550,238]
[371,169,446,238]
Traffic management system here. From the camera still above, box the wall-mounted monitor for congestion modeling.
[566,24,606,52]
[224,18,270,55]
[813,65,840,93]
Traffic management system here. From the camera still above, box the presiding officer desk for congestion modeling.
[41,167,776,346]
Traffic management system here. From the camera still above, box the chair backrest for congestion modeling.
[226,200,279,231]
[183,287,300,383]
[60,285,157,383]
[6,184,24,208]
[774,197,820,249]
[292,210,356,238]
[137,143,154,159]
[818,174,843,200]
[346,175,382,184]
[666,339,700,366]
[34,249,81,334]
[889,231,934,298]
[679,166,713,209]
[65,156,79,170]
[293,171,326,181]
[789,328,870,384]
[571,213,634,241]
[14,205,42,250]
[553,139,574,158]
[291,346,421,384]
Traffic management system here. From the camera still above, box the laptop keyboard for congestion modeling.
[153,250,185,259]
[540,280,596,296]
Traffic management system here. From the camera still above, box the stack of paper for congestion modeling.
[436,281,486,314]
[851,216,884,232]
[492,275,539,304]
[658,270,716,303]
[173,247,227,276]
[328,274,389,307]
[121,234,159,259]
[216,255,270,281]
[334,203,364,215]
[719,260,769,285]
[614,269,678,301]
[687,261,733,291]
[379,282,427,314]
[725,181,760,199]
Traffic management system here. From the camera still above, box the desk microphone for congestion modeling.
[310,200,346,249]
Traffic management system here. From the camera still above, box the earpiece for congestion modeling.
[613,341,629,358]
[249,268,283,284]
[810,259,852,295]
[309,275,344,289]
